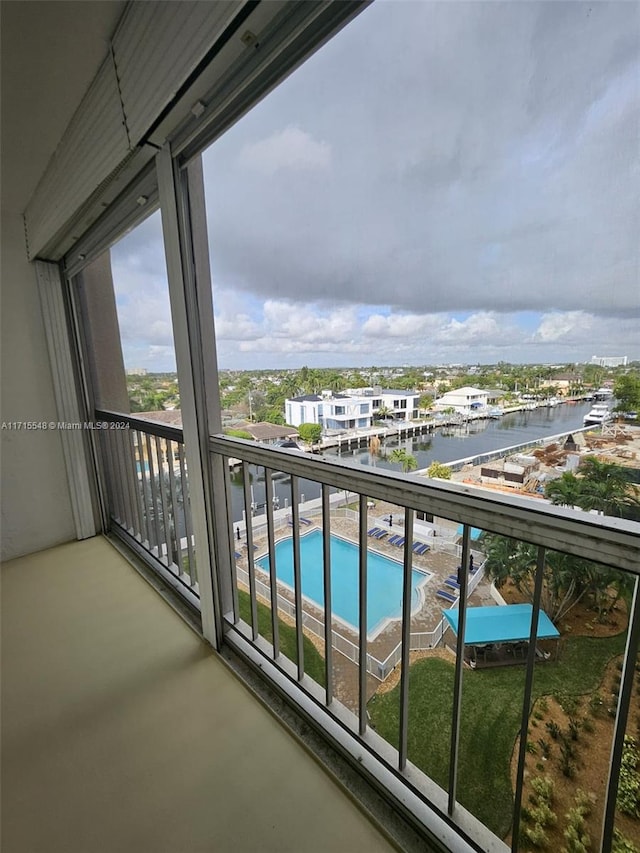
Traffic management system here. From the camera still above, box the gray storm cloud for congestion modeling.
[202,0,639,318]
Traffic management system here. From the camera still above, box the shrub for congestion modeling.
[546,721,561,740]
[529,802,557,828]
[613,829,640,853]
[538,739,552,759]
[568,717,581,741]
[559,741,576,779]
[555,693,580,715]
[617,735,640,818]
[427,460,451,479]
[560,737,576,761]
[531,776,554,803]
[562,821,591,853]
[581,716,595,734]
[526,741,538,755]
[589,692,603,716]
[524,824,549,848]
[298,423,322,444]
[573,789,594,817]
[538,697,549,714]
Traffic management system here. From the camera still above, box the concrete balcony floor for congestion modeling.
[1,536,397,853]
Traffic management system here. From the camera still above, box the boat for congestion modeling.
[594,387,614,401]
[583,403,612,426]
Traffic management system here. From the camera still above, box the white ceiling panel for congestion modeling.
[112,0,243,147]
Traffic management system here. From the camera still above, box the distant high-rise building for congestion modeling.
[590,355,628,367]
[126,367,148,376]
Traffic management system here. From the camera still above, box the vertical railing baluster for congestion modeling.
[139,432,155,552]
[122,428,139,536]
[399,508,414,769]
[178,443,195,584]
[264,468,280,659]
[126,428,143,542]
[241,461,258,640]
[291,475,304,680]
[322,484,333,705]
[101,429,120,524]
[146,433,163,561]
[107,429,125,525]
[358,494,368,736]
[155,436,173,569]
[116,429,134,533]
[601,575,640,852]
[222,454,238,620]
[511,545,546,852]
[166,440,180,573]
[448,523,471,813]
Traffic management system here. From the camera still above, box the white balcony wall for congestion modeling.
[0,214,75,559]
[0,2,124,560]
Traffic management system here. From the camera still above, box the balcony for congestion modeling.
[1,536,402,853]
[88,411,640,852]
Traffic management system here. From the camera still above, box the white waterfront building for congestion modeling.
[285,391,373,431]
[344,387,421,422]
[285,387,421,432]
[434,386,489,415]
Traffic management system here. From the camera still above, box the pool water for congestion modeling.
[256,530,429,637]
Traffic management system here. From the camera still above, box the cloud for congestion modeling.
[108,4,640,371]
[203,1,639,320]
[238,126,331,176]
[210,290,640,368]
[533,312,594,343]
[110,211,177,371]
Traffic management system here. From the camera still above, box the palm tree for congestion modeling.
[281,375,301,399]
[546,458,639,518]
[389,448,418,473]
[326,373,344,392]
[482,534,609,624]
[545,472,583,509]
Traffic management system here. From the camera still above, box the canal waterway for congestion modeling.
[229,401,594,524]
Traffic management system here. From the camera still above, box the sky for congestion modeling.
[111,0,640,371]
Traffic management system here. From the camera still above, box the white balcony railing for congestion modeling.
[98,413,640,853]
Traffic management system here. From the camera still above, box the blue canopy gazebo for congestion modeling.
[443,604,560,666]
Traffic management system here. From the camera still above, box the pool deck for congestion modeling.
[236,501,490,711]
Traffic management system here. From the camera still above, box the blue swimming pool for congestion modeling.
[256,530,430,637]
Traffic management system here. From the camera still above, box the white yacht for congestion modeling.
[583,403,612,426]
[594,387,614,401]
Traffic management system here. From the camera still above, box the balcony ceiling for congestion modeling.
[0,0,126,214]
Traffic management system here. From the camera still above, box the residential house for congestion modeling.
[345,387,421,422]
[231,421,300,445]
[285,392,372,432]
[434,386,489,414]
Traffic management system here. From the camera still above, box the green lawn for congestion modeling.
[237,588,326,687]
[368,632,627,838]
